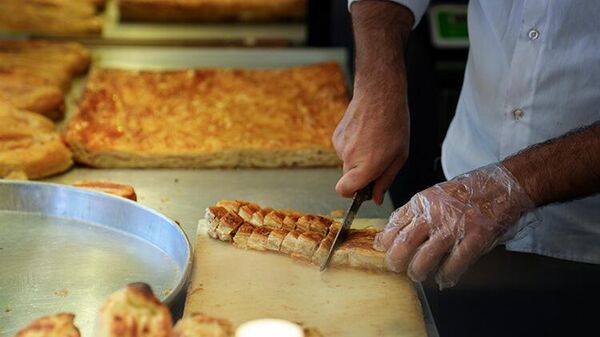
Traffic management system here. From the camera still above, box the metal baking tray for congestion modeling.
[0,0,306,46]
[0,181,192,337]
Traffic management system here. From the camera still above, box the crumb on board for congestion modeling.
[54,288,69,297]
[330,209,344,218]
[160,197,171,203]
[162,288,172,296]
[174,178,179,183]
[4,304,12,313]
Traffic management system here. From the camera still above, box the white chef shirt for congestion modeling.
[349,0,600,264]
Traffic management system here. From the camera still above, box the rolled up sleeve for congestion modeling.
[348,0,430,28]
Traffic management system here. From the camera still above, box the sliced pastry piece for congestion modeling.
[172,313,233,337]
[15,313,80,337]
[216,211,244,242]
[247,227,272,251]
[94,283,172,337]
[73,181,137,201]
[238,203,260,223]
[205,206,229,239]
[233,222,256,249]
[249,207,272,227]
[280,230,301,255]
[216,200,248,213]
[281,210,301,231]
[311,230,337,266]
[263,210,285,229]
[292,232,324,261]
[309,216,335,236]
[266,228,289,252]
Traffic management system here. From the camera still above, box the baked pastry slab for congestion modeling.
[119,0,307,23]
[64,62,348,169]
[15,313,80,337]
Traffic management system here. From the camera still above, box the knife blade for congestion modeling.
[320,182,374,271]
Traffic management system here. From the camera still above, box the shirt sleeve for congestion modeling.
[348,0,430,28]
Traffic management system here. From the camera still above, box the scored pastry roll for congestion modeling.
[296,215,334,235]
[216,200,248,213]
[233,222,255,249]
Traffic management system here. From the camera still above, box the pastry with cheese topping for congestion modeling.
[64,62,348,168]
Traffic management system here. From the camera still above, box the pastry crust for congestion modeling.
[0,0,102,35]
[73,181,138,201]
[292,231,323,261]
[64,63,348,169]
[94,283,172,337]
[232,222,255,249]
[119,0,306,23]
[15,313,80,337]
[0,102,73,179]
[280,230,301,255]
[266,228,289,252]
[205,206,229,239]
[216,211,244,242]
[172,313,233,337]
[263,210,286,229]
[247,227,272,251]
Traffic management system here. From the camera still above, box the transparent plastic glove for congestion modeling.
[374,163,535,289]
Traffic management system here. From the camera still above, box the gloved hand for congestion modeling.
[374,163,536,289]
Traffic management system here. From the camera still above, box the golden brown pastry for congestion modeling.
[215,211,244,242]
[247,227,272,251]
[64,63,348,169]
[172,313,233,337]
[292,232,324,261]
[232,222,256,249]
[119,0,306,23]
[73,181,138,201]
[15,313,80,337]
[94,283,172,337]
[0,102,72,179]
[266,228,289,252]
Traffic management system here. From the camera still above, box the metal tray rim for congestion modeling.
[0,179,193,305]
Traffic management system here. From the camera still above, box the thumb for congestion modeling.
[335,163,379,198]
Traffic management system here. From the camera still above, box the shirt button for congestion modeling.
[528,29,540,40]
[512,108,525,120]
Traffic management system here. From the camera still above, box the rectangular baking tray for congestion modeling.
[0,181,192,337]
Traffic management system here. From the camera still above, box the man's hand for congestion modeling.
[334,1,414,204]
[375,164,535,289]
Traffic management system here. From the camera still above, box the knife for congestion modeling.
[320,182,374,271]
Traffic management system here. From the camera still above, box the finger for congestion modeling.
[374,205,411,251]
[335,163,379,198]
[385,219,430,273]
[407,228,454,282]
[372,154,407,205]
[434,229,492,289]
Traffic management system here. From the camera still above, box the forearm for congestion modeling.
[351,1,413,95]
[503,121,600,206]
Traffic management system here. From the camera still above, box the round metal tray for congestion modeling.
[0,181,192,337]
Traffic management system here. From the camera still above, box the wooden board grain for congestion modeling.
[185,219,427,337]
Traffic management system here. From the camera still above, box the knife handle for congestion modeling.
[356,182,375,202]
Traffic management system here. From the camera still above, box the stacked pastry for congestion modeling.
[0,40,91,119]
[205,200,387,272]
[0,0,104,36]
[14,283,324,337]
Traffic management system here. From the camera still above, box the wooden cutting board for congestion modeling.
[185,219,427,337]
